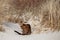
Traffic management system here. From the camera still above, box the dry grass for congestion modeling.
[0,0,60,33]
[0,25,5,32]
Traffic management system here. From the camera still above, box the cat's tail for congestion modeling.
[14,30,28,35]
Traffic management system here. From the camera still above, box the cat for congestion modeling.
[14,24,31,35]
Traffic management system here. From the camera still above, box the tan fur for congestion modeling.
[20,24,31,35]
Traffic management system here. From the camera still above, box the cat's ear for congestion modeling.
[27,24,31,27]
[22,24,26,26]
